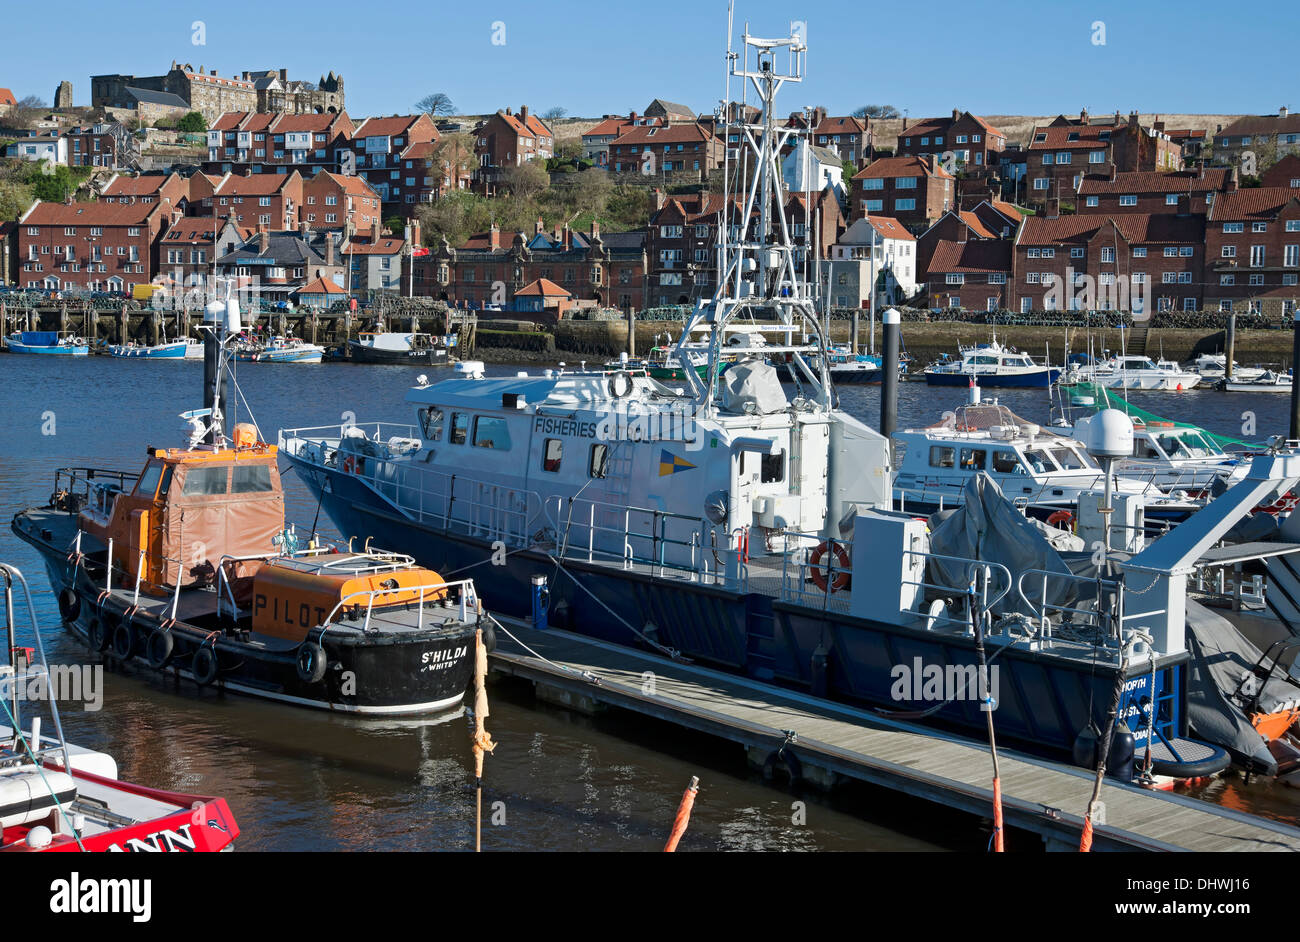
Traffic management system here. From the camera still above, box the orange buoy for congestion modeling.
[1047,509,1074,530]
[809,541,851,593]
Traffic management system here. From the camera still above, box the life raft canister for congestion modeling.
[809,541,851,593]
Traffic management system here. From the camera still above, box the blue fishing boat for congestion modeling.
[106,339,190,359]
[924,339,1059,387]
[7,331,89,356]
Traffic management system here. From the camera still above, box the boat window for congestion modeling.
[473,416,512,450]
[972,355,998,365]
[232,464,274,493]
[1050,446,1087,470]
[960,448,986,470]
[1135,439,1161,459]
[419,407,444,441]
[1022,449,1056,473]
[929,446,955,469]
[542,438,563,473]
[992,451,1019,473]
[589,443,609,479]
[158,465,174,497]
[449,412,469,445]
[761,450,785,483]
[133,461,164,498]
[181,466,230,496]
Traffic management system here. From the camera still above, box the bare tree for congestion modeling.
[11,95,49,130]
[415,92,456,117]
[853,104,900,120]
[542,107,567,122]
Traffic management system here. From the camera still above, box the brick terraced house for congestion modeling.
[18,200,167,292]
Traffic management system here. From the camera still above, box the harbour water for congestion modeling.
[1,354,1295,849]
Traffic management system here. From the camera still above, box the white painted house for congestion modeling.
[822,215,918,308]
[783,140,845,206]
[9,135,67,166]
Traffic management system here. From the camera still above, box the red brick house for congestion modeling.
[1026,111,1183,207]
[472,106,553,196]
[1261,154,1300,190]
[925,239,1014,311]
[784,108,871,165]
[210,170,303,229]
[1204,188,1300,316]
[851,155,954,232]
[582,113,664,167]
[917,202,1019,280]
[1012,213,1205,315]
[204,111,355,173]
[344,114,440,216]
[158,217,249,287]
[64,127,120,168]
[607,122,724,180]
[100,172,192,216]
[18,200,167,292]
[301,170,383,237]
[1075,166,1236,216]
[895,110,1008,173]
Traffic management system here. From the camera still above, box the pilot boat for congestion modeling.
[276,26,1240,778]
[923,338,1059,388]
[12,295,478,715]
[0,564,239,852]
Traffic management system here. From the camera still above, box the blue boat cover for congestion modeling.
[19,331,58,346]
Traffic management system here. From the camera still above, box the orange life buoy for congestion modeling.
[809,541,851,593]
[1047,509,1074,530]
[342,454,357,474]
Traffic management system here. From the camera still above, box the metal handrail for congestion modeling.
[316,578,478,634]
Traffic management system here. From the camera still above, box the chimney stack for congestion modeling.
[562,222,570,249]
[1282,106,1290,118]
[279,67,288,83]
[410,218,421,248]
[535,215,545,236]
[653,188,666,211]
[1080,108,1089,124]
[591,218,601,241]
[520,105,529,121]
[489,221,500,251]
[952,108,960,122]
[325,235,335,266]
[258,227,269,253]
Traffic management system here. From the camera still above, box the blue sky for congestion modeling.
[4,0,1296,120]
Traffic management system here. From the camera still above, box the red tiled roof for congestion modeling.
[1077,168,1233,196]
[927,239,1012,274]
[900,112,1006,142]
[1018,213,1204,245]
[864,215,917,241]
[612,123,714,146]
[345,238,404,255]
[1219,113,1300,138]
[958,211,996,239]
[298,276,347,295]
[516,277,570,297]
[1209,187,1300,221]
[1028,122,1122,149]
[986,200,1025,222]
[0,88,16,107]
[184,71,253,89]
[102,174,175,197]
[164,219,252,242]
[21,200,159,226]
[354,114,432,138]
[215,172,300,196]
[273,112,349,133]
[853,155,953,180]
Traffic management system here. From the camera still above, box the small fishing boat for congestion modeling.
[1067,354,1201,391]
[0,564,239,852]
[106,339,190,359]
[236,335,325,363]
[1219,370,1293,393]
[348,331,449,365]
[923,339,1059,388]
[7,331,88,356]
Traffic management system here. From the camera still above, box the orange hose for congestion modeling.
[992,776,1004,852]
[1079,814,1093,853]
[663,776,700,852]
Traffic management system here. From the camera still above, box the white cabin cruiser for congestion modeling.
[924,339,1059,388]
[1193,353,1266,383]
[1067,355,1201,391]
[1061,416,1249,493]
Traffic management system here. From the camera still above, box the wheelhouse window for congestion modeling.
[991,451,1020,474]
[232,464,273,493]
[419,407,444,441]
[449,413,469,445]
[542,438,563,472]
[589,443,609,478]
[929,446,955,469]
[472,416,512,450]
[1022,449,1055,473]
[1049,446,1088,470]
[181,466,230,496]
[960,448,986,470]
[760,450,785,483]
[133,461,165,498]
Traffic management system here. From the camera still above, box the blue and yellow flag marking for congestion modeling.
[658,449,696,476]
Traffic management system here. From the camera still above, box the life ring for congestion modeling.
[341,454,358,474]
[809,541,851,593]
[192,646,219,686]
[762,748,803,786]
[57,588,81,624]
[1047,510,1074,530]
[608,370,634,398]
[111,619,136,661]
[146,627,174,670]
[296,642,328,685]
[86,616,110,653]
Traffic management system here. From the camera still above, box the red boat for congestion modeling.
[0,564,239,853]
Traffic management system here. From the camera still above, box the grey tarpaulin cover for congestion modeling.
[720,359,789,415]
[1184,598,1300,773]
[926,473,1081,617]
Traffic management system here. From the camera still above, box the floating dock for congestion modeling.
[489,620,1300,852]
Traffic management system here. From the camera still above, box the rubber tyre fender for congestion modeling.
[86,616,110,653]
[146,628,174,670]
[57,588,81,624]
[111,618,136,661]
[296,642,328,685]
[192,646,219,686]
[481,623,497,654]
[762,748,803,786]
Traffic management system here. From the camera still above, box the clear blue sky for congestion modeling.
[5,0,1296,120]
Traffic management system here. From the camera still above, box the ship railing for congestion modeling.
[1015,568,1167,651]
[51,467,134,515]
[901,552,1013,633]
[543,495,732,585]
[318,578,480,634]
[280,427,546,548]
